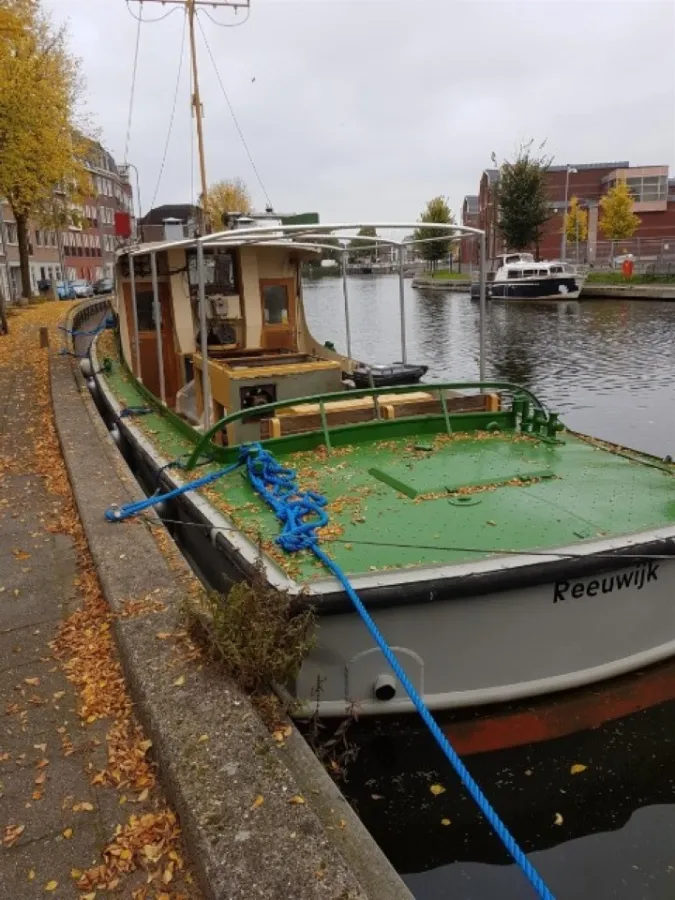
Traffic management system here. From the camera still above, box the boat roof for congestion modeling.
[117,220,485,258]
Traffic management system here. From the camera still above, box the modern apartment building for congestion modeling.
[462,161,675,263]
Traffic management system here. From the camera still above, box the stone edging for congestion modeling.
[49,299,414,900]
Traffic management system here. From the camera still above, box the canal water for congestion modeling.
[303,275,675,900]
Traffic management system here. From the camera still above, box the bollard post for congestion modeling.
[39,326,49,348]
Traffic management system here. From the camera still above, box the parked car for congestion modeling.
[93,277,114,295]
[56,281,75,300]
[71,280,94,298]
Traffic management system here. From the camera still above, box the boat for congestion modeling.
[351,362,428,389]
[79,216,675,750]
[470,252,587,300]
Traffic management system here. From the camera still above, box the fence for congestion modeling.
[564,237,675,274]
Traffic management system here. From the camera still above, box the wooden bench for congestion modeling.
[259,392,500,439]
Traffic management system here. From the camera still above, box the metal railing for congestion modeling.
[184,380,555,470]
[564,237,675,274]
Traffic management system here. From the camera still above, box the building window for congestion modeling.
[35,229,42,246]
[611,175,668,203]
[5,222,17,244]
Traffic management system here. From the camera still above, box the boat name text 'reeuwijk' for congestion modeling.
[553,561,659,603]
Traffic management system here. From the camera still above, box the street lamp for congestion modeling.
[560,165,578,261]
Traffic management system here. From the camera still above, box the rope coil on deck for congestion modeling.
[104,441,555,898]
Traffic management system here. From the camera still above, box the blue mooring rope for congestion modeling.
[242,444,556,900]
[103,441,555,898]
[104,453,245,522]
[119,406,153,418]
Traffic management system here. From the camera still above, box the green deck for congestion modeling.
[100,339,675,583]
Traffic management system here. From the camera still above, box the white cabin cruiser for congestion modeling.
[471,252,587,301]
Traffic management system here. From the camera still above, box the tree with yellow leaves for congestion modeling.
[564,196,588,246]
[0,0,87,303]
[202,178,252,231]
[599,180,641,241]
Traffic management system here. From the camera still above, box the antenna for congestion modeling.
[128,0,251,233]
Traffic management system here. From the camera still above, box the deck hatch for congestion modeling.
[368,462,554,499]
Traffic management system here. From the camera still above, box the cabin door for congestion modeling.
[123,281,180,406]
[259,278,297,351]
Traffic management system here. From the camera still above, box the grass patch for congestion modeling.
[185,565,315,720]
[427,269,471,281]
[587,271,675,285]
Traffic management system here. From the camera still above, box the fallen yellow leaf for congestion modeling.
[173,675,185,687]
[570,763,588,775]
[44,880,58,892]
[70,869,82,879]
[63,827,73,839]
[430,784,446,796]
[28,869,36,881]
[72,801,94,812]
[136,788,149,802]
[35,759,49,769]
[441,818,451,826]
[33,743,47,753]
[24,677,40,687]
[82,893,96,900]
[554,812,564,826]
[288,795,305,805]
[197,734,209,744]
[251,794,264,809]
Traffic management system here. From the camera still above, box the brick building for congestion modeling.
[462,161,675,264]
[0,141,133,300]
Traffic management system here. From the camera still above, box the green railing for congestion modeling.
[185,380,561,471]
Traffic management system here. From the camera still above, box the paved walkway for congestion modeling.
[0,304,198,898]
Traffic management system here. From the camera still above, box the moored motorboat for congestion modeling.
[470,252,587,300]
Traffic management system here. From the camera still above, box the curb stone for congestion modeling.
[49,300,414,900]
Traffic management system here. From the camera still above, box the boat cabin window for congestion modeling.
[506,269,520,279]
[262,283,290,325]
[538,268,548,276]
[135,289,159,331]
[187,247,238,298]
[550,265,563,274]
[522,269,536,277]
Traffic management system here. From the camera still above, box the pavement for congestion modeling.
[0,303,200,899]
[0,300,413,900]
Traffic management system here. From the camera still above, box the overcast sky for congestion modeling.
[43,0,675,224]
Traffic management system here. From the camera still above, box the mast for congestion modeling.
[187,0,209,233]
[135,0,250,233]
